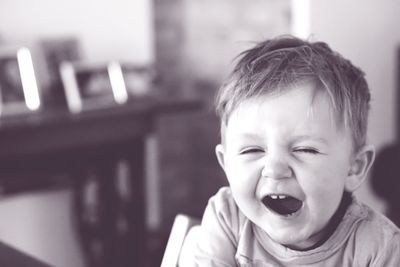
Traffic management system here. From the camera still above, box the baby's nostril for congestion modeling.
[262,195,302,216]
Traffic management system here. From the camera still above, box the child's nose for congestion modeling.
[261,155,292,179]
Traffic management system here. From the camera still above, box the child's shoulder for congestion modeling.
[205,186,248,230]
[351,200,400,265]
[356,201,400,239]
[208,186,238,216]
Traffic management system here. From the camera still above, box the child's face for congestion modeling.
[216,83,373,250]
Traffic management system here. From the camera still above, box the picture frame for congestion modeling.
[0,47,41,116]
[41,37,81,89]
[120,64,155,97]
[40,37,82,107]
[60,61,128,113]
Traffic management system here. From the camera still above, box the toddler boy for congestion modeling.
[192,36,400,266]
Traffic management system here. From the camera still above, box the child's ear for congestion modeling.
[345,145,375,192]
[215,144,226,170]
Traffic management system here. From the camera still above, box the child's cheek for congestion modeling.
[226,159,261,194]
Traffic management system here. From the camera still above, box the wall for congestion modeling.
[0,189,84,267]
[0,0,154,89]
[0,1,153,266]
[310,0,400,212]
[0,0,153,63]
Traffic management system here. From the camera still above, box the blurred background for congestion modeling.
[0,0,399,266]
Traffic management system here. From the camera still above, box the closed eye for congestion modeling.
[293,147,320,154]
[239,147,264,155]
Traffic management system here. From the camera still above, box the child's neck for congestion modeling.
[299,191,352,251]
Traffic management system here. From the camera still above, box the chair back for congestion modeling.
[161,214,200,267]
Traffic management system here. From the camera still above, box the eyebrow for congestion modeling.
[229,133,329,146]
[226,132,262,143]
[292,135,329,144]
[233,133,262,140]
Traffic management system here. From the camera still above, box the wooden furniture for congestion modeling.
[0,241,52,267]
[161,214,200,267]
[0,96,201,267]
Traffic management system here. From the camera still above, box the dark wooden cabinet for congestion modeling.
[0,97,201,267]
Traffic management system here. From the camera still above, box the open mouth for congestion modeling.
[262,194,303,216]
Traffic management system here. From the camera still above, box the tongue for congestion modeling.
[262,196,302,215]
